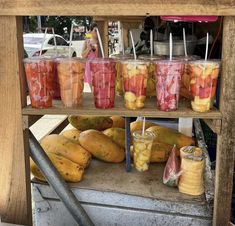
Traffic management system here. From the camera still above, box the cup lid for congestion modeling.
[133,130,155,140]
[138,55,164,61]
[154,59,185,65]
[56,57,86,63]
[188,59,221,66]
[23,56,55,63]
[89,57,116,63]
[120,59,148,65]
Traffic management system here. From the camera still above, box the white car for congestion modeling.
[23,33,77,57]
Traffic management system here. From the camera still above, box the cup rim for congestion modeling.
[88,57,117,63]
[138,54,165,61]
[132,130,156,140]
[188,59,221,65]
[56,57,86,63]
[154,59,185,64]
[120,59,149,64]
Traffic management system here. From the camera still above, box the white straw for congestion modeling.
[40,27,48,56]
[150,29,153,57]
[205,32,209,61]
[69,23,74,58]
[183,28,188,57]
[121,27,125,55]
[130,31,136,60]
[169,33,173,61]
[142,117,146,136]
[52,28,58,56]
[96,28,105,58]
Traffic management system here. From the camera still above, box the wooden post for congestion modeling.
[213,16,235,226]
[0,16,32,225]
[96,20,109,57]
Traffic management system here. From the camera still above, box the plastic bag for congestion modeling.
[163,145,181,187]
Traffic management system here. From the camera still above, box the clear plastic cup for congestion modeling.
[133,130,155,172]
[139,55,165,97]
[121,60,149,110]
[90,58,117,109]
[57,58,85,107]
[155,60,185,111]
[188,60,220,112]
[110,54,133,96]
[24,57,55,109]
[173,55,201,99]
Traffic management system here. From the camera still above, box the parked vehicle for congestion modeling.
[23,33,76,57]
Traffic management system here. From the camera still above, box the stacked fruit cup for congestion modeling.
[133,130,155,172]
[110,54,133,96]
[139,55,165,97]
[188,60,220,112]
[57,58,85,107]
[121,60,149,110]
[24,57,55,109]
[155,60,185,111]
[90,58,117,109]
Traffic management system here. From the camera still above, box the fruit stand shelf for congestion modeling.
[32,159,212,225]
[22,94,222,119]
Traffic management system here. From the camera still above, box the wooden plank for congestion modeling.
[0,17,32,225]
[213,16,235,226]
[22,94,222,119]
[0,0,235,16]
[97,20,109,57]
[202,119,221,134]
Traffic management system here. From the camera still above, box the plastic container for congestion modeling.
[188,60,220,112]
[90,58,117,109]
[138,55,165,97]
[133,130,155,172]
[57,58,85,107]
[110,54,133,96]
[24,57,55,109]
[174,55,201,99]
[155,60,185,111]
[121,60,148,110]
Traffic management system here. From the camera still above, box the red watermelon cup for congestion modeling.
[121,60,149,110]
[24,57,55,109]
[57,58,85,108]
[188,60,220,112]
[90,58,117,109]
[155,60,185,111]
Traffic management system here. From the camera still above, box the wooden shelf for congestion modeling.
[1,0,234,16]
[22,93,222,119]
[33,159,206,205]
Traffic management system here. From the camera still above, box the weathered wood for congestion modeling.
[97,20,109,57]
[203,119,222,134]
[0,17,32,225]
[213,16,235,226]
[22,94,222,119]
[0,0,235,16]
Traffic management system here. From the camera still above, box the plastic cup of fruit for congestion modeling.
[121,60,149,110]
[57,58,85,107]
[133,130,155,172]
[24,57,55,109]
[188,60,220,112]
[110,54,133,96]
[90,58,117,109]
[155,60,185,111]
[139,55,165,97]
[173,55,201,99]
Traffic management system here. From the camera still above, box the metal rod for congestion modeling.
[125,117,132,172]
[28,129,94,226]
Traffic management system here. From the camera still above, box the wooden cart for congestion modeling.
[0,1,234,226]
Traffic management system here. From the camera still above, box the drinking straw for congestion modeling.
[169,33,173,61]
[68,23,74,58]
[130,31,137,60]
[52,28,58,56]
[205,32,209,61]
[150,29,153,57]
[142,117,146,136]
[96,28,105,58]
[183,28,188,57]
[40,27,48,56]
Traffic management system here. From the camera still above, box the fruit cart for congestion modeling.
[0,1,234,226]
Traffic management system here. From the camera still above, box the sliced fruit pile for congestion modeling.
[90,60,116,109]
[189,61,220,112]
[155,61,184,111]
[122,61,148,110]
[57,59,85,107]
[25,59,54,108]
